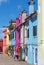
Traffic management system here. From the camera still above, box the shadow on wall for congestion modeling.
[31,15,37,22]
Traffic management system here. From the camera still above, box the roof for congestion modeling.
[0,40,3,42]
[8,10,37,32]
[28,0,35,5]
[22,10,27,13]
[15,11,37,30]
[25,11,37,20]
[10,20,16,24]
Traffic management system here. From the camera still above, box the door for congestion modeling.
[34,47,38,64]
[0,40,3,53]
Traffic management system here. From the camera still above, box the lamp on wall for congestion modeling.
[40,40,44,44]
[38,40,44,46]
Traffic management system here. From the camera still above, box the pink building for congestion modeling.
[3,30,6,54]
[15,14,22,55]
[3,28,10,54]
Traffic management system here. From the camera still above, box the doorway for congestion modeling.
[0,46,2,53]
[0,40,3,53]
[34,47,38,65]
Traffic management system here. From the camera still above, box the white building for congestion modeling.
[20,10,28,61]
[38,0,44,65]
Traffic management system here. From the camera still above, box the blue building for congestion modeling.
[10,31,16,46]
[9,20,16,46]
[27,0,38,64]
[9,20,16,57]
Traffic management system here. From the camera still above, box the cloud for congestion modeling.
[17,5,22,9]
[0,0,8,5]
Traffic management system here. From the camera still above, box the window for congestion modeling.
[38,4,40,14]
[4,36,7,38]
[15,32,16,39]
[33,26,37,36]
[9,32,14,40]
[27,29,29,38]
[24,45,28,56]
[19,30,20,39]
[25,28,29,38]
[18,29,20,40]
[26,21,29,26]
[19,19,20,23]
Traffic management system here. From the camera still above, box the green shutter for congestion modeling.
[9,32,14,40]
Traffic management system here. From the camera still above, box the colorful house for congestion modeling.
[27,0,38,64]
[3,27,10,54]
[9,31,16,46]
[20,10,28,61]
[8,20,16,56]
[38,0,44,65]
[15,11,28,60]
[0,40,3,53]
[9,20,16,46]
[15,14,22,57]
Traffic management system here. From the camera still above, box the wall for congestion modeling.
[16,15,22,55]
[16,15,22,46]
[0,40,3,52]
[6,28,10,47]
[10,31,16,46]
[3,28,10,54]
[20,11,27,47]
[27,0,38,64]
[3,29,7,54]
[38,0,44,65]
[28,16,38,64]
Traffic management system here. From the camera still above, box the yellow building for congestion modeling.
[3,20,16,54]
[38,0,44,65]
[3,27,10,54]
[5,28,10,47]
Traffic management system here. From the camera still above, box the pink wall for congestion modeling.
[3,31,6,54]
[15,15,22,54]
[16,15,22,27]
[16,30,20,46]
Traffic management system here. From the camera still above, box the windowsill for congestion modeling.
[24,37,29,38]
[33,36,37,38]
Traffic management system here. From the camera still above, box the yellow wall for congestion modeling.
[38,0,44,65]
[6,28,10,47]
[42,0,44,40]
[38,0,44,42]
[38,0,42,43]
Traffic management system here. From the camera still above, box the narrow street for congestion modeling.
[0,54,34,65]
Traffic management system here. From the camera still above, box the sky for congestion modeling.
[0,0,29,39]
[0,0,38,39]
[0,0,38,27]
[0,0,28,27]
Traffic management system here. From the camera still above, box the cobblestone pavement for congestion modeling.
[0,54,34,65]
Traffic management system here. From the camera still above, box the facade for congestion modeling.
[10,31,16,46]
[15,14,22,56]
[0,40,3,53]
[9,20,16,57]
[20,10,28,61]
[3,29,6,54]
[2,0,44,64]
[27,0,38,64]
[38,0,44,65]
[3,27,10,54]
[9,20,16,46]
[15,11,28,60]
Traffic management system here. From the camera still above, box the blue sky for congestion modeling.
[0,0,28,39]
[0,0,38,27]
[0,0,28,27]
[0,0,38,39]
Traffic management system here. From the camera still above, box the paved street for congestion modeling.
[0,54,34,65]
